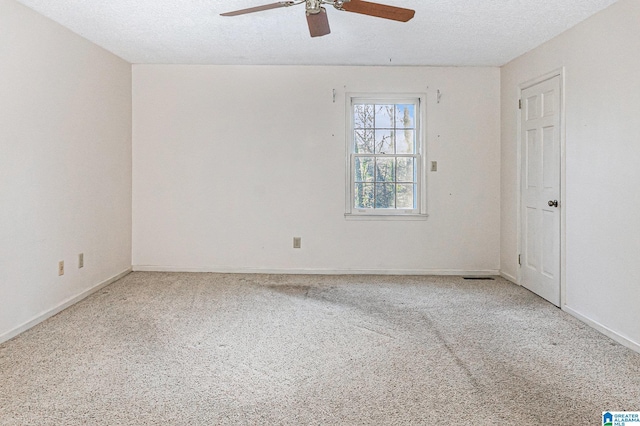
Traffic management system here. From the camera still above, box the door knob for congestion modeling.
[548,200,559,208]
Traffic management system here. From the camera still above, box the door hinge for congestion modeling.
[518,99,522,109]
[518,254,521,266]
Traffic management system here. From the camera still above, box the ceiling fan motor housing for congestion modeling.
[306,0,322,14]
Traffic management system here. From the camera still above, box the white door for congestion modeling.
[520,76,561,306]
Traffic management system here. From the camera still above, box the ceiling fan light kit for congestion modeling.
[221,0,415,37]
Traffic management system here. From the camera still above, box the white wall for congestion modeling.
[133,65,500,274]
[0,0,132,342]
[501,0,640,349]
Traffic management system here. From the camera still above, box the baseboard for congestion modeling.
[500,270,518,284]
[0,268,132,345]
[133,265,500,276]
[563,305,640,354]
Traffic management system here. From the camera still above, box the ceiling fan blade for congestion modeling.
[220,1,291,16]
[306,8,331,37]
[341,0,415,22]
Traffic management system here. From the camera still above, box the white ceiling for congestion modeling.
[15,0,619,66]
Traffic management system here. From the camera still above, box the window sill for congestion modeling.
[344,213,429,221]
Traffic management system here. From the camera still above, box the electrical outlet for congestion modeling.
[293,237,301,249]
[431,161,438,172]
[78,253,84,268]
[58,261,64,276]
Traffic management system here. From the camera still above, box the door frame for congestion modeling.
[516,68,567,308]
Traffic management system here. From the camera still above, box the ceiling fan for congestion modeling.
[220,0,415,38]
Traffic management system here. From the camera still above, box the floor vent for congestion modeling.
[462,277,495,280]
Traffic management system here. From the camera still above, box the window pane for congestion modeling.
[350,97,421,214]
[396,184,415,209]
[375,158,395,182]
[354,157,374,182]
[354,129,374,154]
[375,183,395,208]
[375,104,394,128]
[353,104,374,128]
[396,129,415,154]
[354,183,374,208]
[396,157,415,182]
[395,104,415,129]
[375,130,394,154]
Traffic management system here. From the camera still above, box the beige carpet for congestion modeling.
[1,272,639,425]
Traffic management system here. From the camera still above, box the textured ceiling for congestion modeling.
[15,0,619,66]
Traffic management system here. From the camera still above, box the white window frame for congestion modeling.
[345,93,428,220]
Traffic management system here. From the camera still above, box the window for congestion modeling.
[346,94,426,218]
